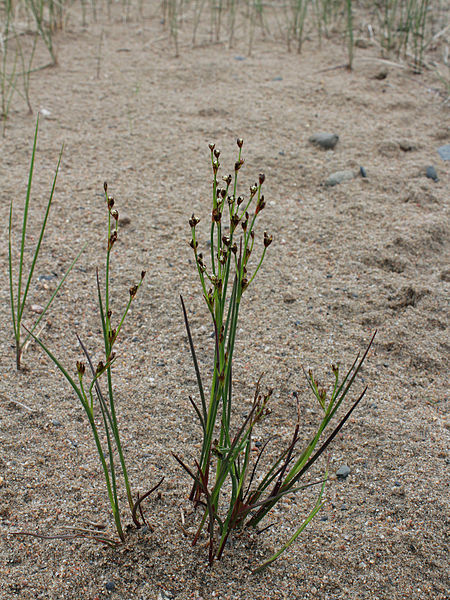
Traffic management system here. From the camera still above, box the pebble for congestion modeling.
[308,132,339,150]
[31,304,44,314]
[105,581,115,591]
[360,166,367,178]
[425,166,439,182]
[437,144,450,161]
[38,273,57,281]
[336,464,351,479]
[325,170,355,187]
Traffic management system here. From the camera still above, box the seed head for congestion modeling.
[129,284,138,298]
[108,230,118,250]
[213,160,220,174]
[214,149,220,159]
[189,214,200,228]
[250,183,257,196]
[223,174,232,186]
[237,138,244,148]
[259,173,265,185]
[222,235,230,246]
[209,142,215,151]
[212,207,222,223]
[230,214,240,231]
[264,231,273,248]
[104,181,108,193]
[110,209,119,221]
[76,361,85,376]
[141,270,146,280]
[96,361,105,375]
[237,196,244,206]
[235,159,244,172]
[189,239,198,250]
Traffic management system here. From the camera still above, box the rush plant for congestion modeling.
[28,182,162,544]
[176,138,375,570]
[8,115,83,369]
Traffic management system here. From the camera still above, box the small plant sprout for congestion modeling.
[8,115,84,369]
[27,182,163,544]
[176,138,376,570]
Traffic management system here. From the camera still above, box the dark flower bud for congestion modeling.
[209,142,215,151]
[264,231,273,248]
[241,278,248,291]
[235,159,244,172]
[212,208,222,223]
[245,247,251,261]
[214,149,220,159]
[230,214,240,231]
[332,363,339,375]
[237,196,244,206]
[107,310,112,319]
[227,195,234,206]
[129,285,138,298]
[223,174,232,186]
[189,213,200,228]
[96,361,105,375]
[104,181,108,193]
[237,138,244,148]
[110,209,119,221]
[213,160,219,174]
[108,328,117,344]
[108,230,118,250]
[220,188,226,199]
[231,243,238,255]
[219,249,227,264]
[76,361,85,376]
[222,235,230,246]
[250,184,257,196]
[250,231,255,240]
[259,173,265,185]
[189,239,198,250]
[141,270,146,280]
[108,196,114,210]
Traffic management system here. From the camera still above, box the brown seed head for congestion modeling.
[235,158,244,172]
[222,235,230,246]
[212,208,222,223]
[264,231,273,248]
[110,209,119,221]
[223,174,232,186]
[237,138,244,148]
[209,142,215,151]
[189,214,200,228]
[141,270,146,280]
[259,173,265,185]
[76,361,86,376]
[96,361,105,375]
[189,239,198,250]
[214,149,220,159]
[108,230,118,250]
[237,195,244,206]
[108,196,115,210]
[104,181,108,193]
[129,285,138,298]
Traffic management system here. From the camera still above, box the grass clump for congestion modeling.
[27,181,162,544]
[8,115,83,370]
[176,138,375,571]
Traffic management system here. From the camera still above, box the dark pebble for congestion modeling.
[234,55,246,61]
[105,581,115,591]
[38,273,58,281]
[320,515,328,521]
[437,144,450,161]
[308,132,339,150]
[426,166,439,181]
[272,76,283,81]
[360,166,367,178]
[255,441,263,448]
[336,464,351,479]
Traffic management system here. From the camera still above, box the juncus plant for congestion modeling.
[176,138,375,570]
[28,182,163,544]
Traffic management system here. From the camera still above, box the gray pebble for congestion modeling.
[360,166,367,178]
[105,581,115,591]
[437,144,450,161]
[308,132,339,150]
[426,166,439,181]
[325,170,355,187]
[336,464,351,479]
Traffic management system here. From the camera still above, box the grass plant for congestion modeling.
[176,138,376,570]
[27,181,163,543]
[8,115,83,369]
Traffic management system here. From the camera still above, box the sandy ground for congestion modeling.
[1,2,449,599]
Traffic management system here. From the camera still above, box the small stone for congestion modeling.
[437,144,450,161]
[38,273,57,281]
[355,38,370,48]
[308,132,339,150]
[105,581,115,591]
[425,165,439,181]
[283,293,297,304]
[373,67,388,80]
[325,170,355,187]
[336,465,351,479]
[234,55,246,61]
[31,304,44,314]
[399,140,417,152]
[360,166,367,178]
[272,76,283,81]
[51,419,61,427]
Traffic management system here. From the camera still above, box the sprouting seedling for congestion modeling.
[177,138,376,571]
[25,181,163,544]
[8,114,85,369]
